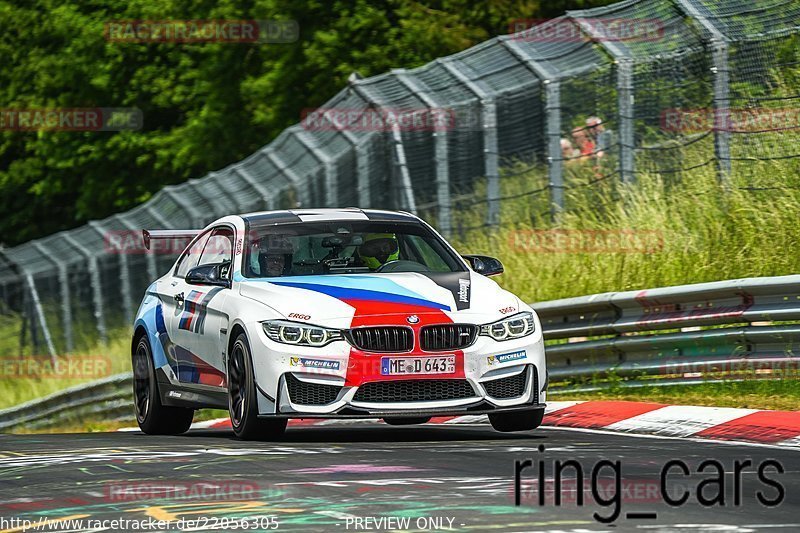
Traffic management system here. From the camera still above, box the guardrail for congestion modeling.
[534,275,800,390]
[1,275,799,431]
[0,373,132,431]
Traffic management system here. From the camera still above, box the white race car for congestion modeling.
[132,208,547,439]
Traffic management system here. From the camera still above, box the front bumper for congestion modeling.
[260,363,544,418]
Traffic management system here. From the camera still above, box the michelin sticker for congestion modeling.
[290,357,341,371]
[487,350,526,366]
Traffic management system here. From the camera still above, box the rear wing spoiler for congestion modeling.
[142,229,202,250]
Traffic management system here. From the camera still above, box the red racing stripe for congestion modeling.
[344,299,461,387]
[693,410,800,443]
[543,401,666,429]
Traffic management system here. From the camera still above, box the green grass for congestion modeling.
[451,159,800,303]
[0,329,131,410]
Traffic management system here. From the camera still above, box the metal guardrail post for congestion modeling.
[672,0,732,185]
[264,147,310,207]
[500,38,564,220]
[569,15,636,185]
[23,273,56,360]
[117,213,158,282]
[61,233,107,345]
[294,129,339,207]
[31,241,73,353]
[439,58,500,228]
[349,82,416,213]
[162,187,206,228]
[232,166,274,209]
[191,175,236,216]
[356,139,372,208]
[388,124,417,214]
[617,58,635,185]
[89,220,133,324]
[394,69,451,234]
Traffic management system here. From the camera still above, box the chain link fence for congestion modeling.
[0,0,798,355]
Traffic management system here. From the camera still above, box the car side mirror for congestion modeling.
[186,263,231,288]
[462,254,504,277]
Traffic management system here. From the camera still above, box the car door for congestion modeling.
[166,226,234,388]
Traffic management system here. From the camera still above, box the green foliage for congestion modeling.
[0,0,620,245]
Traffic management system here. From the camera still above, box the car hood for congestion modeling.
[237,272,521,327]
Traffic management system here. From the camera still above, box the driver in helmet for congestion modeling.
[358,233,399,270]
[252,234,294,277]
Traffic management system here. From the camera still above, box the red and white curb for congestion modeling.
[120,401,800,448]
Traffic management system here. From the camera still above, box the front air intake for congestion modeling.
[353,379,476,403]
[285,374,341,405]
[347,327,413,352]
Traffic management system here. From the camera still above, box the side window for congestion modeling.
[198,227,234,270]
[175,231,211,278]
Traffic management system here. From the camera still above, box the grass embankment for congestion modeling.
[3,155,799,429]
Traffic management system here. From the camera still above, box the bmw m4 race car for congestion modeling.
[132,208,547,439]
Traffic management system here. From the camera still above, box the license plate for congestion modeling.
[380,356,456,376]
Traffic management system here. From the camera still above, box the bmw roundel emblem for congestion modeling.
[407,315,420,324]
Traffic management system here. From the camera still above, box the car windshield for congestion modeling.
[242,220,466,278]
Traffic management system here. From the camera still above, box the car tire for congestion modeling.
[383,417,432,425]
[488,408,544,432]
[132,335,194,435]
[228,333,287,441]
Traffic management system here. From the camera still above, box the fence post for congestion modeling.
[232,166,274,209]
[569,14,636,185]
[388,124,417,214]
[61,233,107,345]
[197,174,238,215]
[24,273,56,360]
[617,58,635,185]
[545,81,565,218]
[672,0,732,185]
[90,220,133,325]
[355,140,372,207]
[439,58,500,228]
[393,69,451,231]
[118,212,158,282]
[294,129,339,207]
[500,37,564,220]
[31,242,73,353]
[349,82,417,213]
[264,147,310,207]
[162,187,206,227]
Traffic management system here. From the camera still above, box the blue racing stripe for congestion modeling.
[269,280,449,310]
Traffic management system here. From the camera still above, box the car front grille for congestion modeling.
[285,373,341,405]
[353,379,476,403]
[347,327,413,352]
[420,324,478,351]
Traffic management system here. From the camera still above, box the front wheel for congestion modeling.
[132,335,193,435]
[488,408,544,432]
[228,333,287,440]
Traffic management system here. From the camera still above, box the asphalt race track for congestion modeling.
[0,422,797,533]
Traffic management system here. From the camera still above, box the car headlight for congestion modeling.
[262,320,343,347]
[480,312,535,341]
